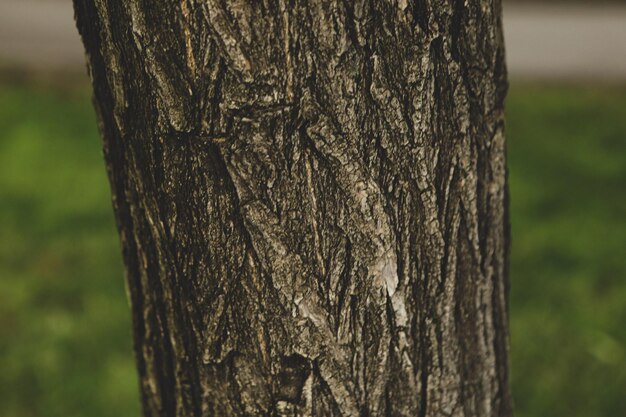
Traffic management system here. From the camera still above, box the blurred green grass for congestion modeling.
[507,84,626,417]
[0,81,625,417]
[0,82,139,417]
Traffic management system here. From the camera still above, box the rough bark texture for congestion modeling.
[74,1,511,416]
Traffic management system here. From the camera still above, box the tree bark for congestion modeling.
[74,0,511,416]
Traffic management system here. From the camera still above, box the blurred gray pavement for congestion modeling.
[1,1,626,80]
[0,0,84,73]
[504,4,626,80]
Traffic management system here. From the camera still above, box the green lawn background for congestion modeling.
[0,81,624,417]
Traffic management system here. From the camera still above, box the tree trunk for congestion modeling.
[74,0,511,416]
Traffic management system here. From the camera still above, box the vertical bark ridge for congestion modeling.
[74,0,512,415]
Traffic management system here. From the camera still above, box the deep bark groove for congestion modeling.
[74,0,512,416]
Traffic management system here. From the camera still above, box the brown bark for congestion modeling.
[73,1,511,416]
